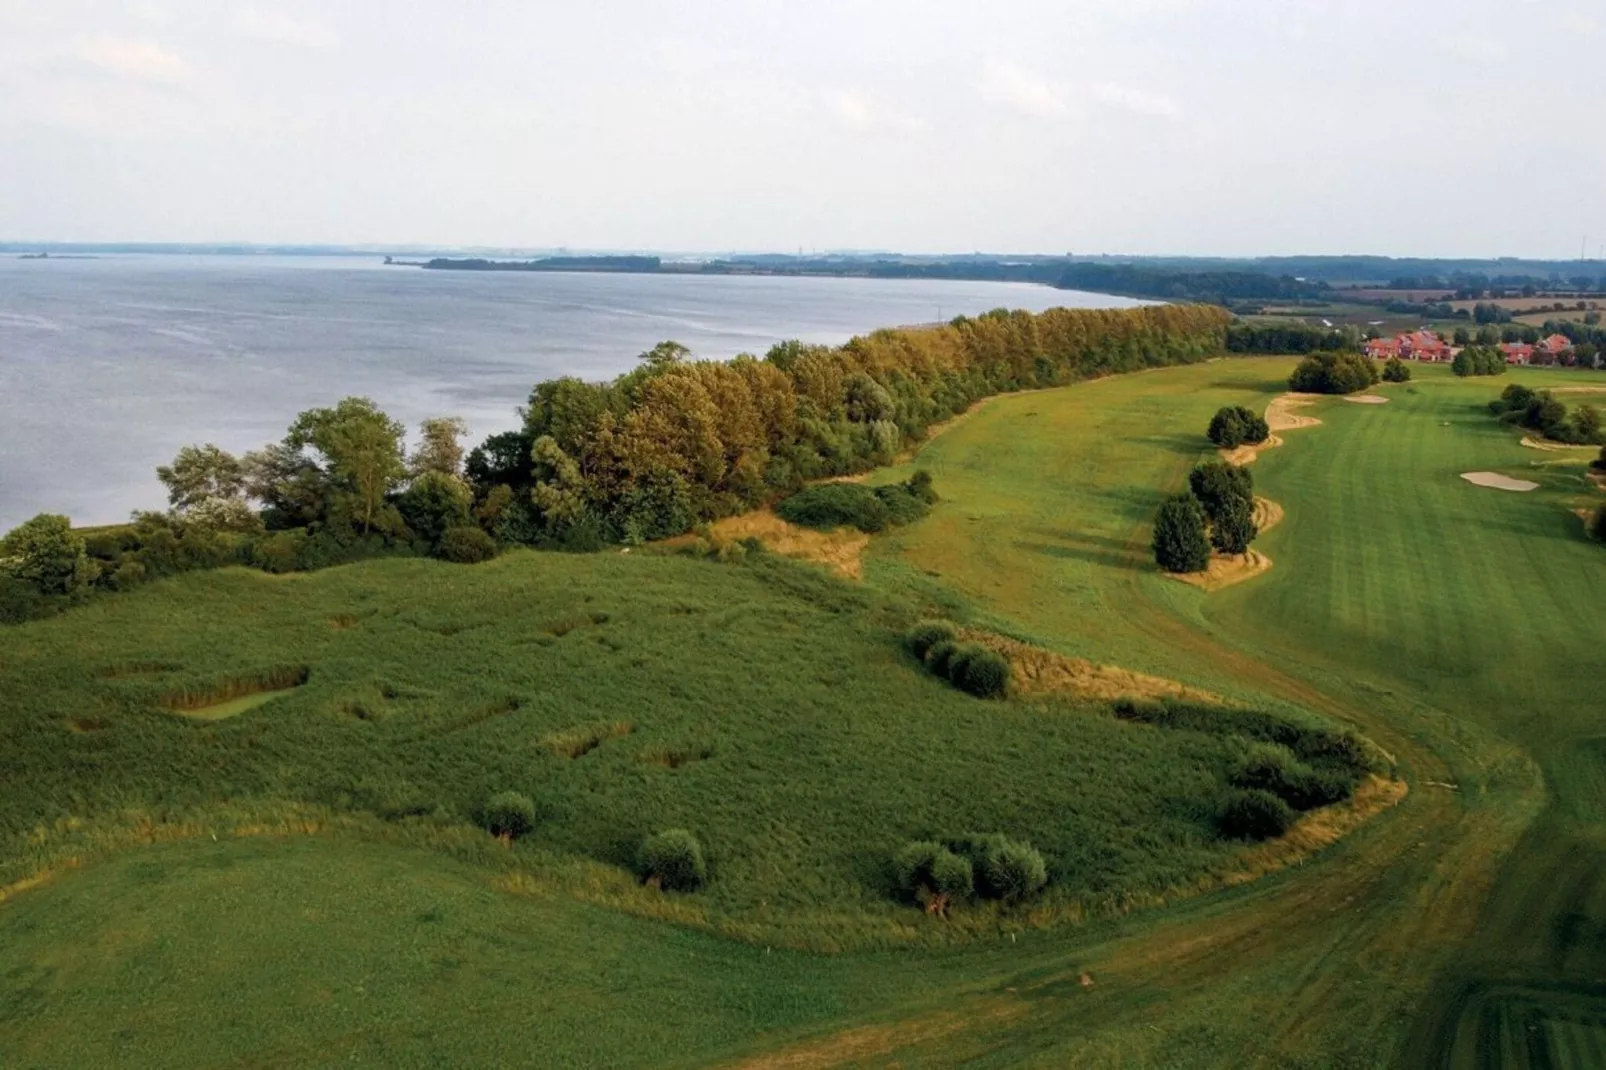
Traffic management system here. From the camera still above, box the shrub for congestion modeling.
[1594,445,1606,472]
[1218,789,1295,840]
[1207,406,1269,448]
[1490,383,1535,416]
[893,841,974,912]
[1288,351,1376,394]
[482,791,536,840]
[953,835,1049,903]
[438,526,497,564]
[0,514,95,595]
[1382,357,1411,383]
[395,471,473,548]
[1209,495,1258,555]
[776,483,891,533]
[952,647,1010,699]
[1152,493,1211,573]
[1230,744,1356,811]
[907,469,938,504]
[109,560,149,592]
[906,619,958,659]
[925,639,960,677]
[638,829,707,892]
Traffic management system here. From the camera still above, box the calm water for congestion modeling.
[0,255,1140,529]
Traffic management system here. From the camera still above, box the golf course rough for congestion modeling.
[2,359,1604,1068]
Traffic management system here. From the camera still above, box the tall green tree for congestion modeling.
[412,417,469,479]
[286,397,408,534]
[0,514,96,594]
[1152,494,1211,573]
[156,444,246,511]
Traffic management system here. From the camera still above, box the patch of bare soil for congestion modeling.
[1460,471,1539,492]
[1344,394,1389,404]
[1169,549,1273,592]
[1252,496,1284,534]
[707,510,869,580]
[959,630,1220,704]
[1520,435,1599,453]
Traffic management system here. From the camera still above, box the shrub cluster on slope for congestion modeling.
[906,620,1011,698]
[1288,351,1381,395]
[892,835,1048,915]
[1488,384,1603,445]
[775,471,937,533]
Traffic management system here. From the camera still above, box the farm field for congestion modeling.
[2,360,1604,1066]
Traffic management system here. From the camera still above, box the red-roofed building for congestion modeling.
[1364,337,1401,360]
[1402,330,1452,362]
[1538,333,1574,358]
[1500,342,1533,365]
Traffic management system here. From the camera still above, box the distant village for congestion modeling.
[1363,330,1588,367]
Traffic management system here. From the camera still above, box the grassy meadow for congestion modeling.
[2,359,1605,1067]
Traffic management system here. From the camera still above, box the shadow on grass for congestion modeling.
[1013,539,1136,571]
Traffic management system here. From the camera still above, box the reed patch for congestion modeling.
[161,666,310,721]
[542,721,635,759]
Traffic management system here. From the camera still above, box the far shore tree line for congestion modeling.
[1,304,1231,622]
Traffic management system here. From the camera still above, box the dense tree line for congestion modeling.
[1,305,1231,620]
[1057,264,1327,304]
[1225,323,1359,355]
[1489,384,1604,445]
[1288,351,1380,394]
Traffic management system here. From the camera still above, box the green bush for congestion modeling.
[892,841,974,907]
[1152,494,1211,573]
[1,514,95,594]
[776,483,891,532]
[1229,744,1355,811]
[1209,495,1258,555]
[925,639,960,677]
[482,791,536,839]
[1218,789,1295,840]
[438,526,497,564]
[1207,406,1269,448]
[906,619,958,659]
[1288,351,1376,394]
[639,828,707,892]
[952,835,1049,903]
[1189,461,1253,518]
[952,647,1010,699]
[1381,357,1411,383]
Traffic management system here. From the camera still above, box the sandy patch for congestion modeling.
[1520,436,1599,453]
[960,630,1220,704]
[1252,496,1284,534]
[1219,394,1322,465]
[1551,386,1606,395]
[1168,549,1273,591]
[1344,394,1389,405]
[705,510,869,579]
[1460,472,1539,492]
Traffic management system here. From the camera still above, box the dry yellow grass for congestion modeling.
[706,510,870,580]
[1520,435,1599,453]
[1169,549,1273,591]
[1253,496,1284,533]
[958,629,1222,704]
[1215,776,1410,889]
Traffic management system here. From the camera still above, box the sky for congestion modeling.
[1,0,1602,258]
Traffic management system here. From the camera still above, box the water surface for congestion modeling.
[0,255,1139,528]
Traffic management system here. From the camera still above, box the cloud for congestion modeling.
[976,60,1069,118]
[825,91,930,133]
[1441,34,1507,61]
[73,37,192,84]
[234,9,338,49]
[1090,81,1181,119]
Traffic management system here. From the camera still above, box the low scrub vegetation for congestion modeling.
[905,622,1010,698]
[1488,384,1604,445]
[483,791,537,841]
[1218,789,1295,841]
[775,471,937,533]
[1288,351,1380,395]
[892,834,1047,914]
[638,829,707,892]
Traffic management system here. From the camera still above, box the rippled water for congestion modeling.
[0,255,1139,528]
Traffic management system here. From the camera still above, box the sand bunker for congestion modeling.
[1220,394,1321,465]
[959,630,1220,704]
[1520,436,1598,453]
[1460,472,1538,492]
[1344,394,1389,405]
[704,509,869,579]
[1169,549,1273,591]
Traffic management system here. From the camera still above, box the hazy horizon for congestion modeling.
[3,0,1603,259]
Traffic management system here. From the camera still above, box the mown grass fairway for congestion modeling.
[2,360,1604,1067]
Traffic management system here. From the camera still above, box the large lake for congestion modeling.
[0,256,1142,529]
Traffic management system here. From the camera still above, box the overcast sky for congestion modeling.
[1,0,1602,258]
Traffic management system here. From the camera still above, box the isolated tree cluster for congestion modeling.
[1153,461,1259,573]
[1452,346,1507,378]
[1206,406,1270,449]
[906,620,1011,698]
[1489,384,1603,445]
[1287,351,1380,395]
